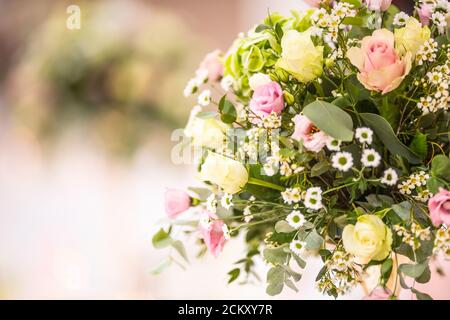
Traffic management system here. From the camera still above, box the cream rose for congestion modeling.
[200,152,248,194]
[395,17,430,56]
[343,214,393,264]
[184,109,229,150]
[276,30,324,83]
[347,29,412,94]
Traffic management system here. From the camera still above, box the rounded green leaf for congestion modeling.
[303,100,354,142]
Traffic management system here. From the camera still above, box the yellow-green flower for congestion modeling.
[276,30,323,83]
[342,215,393,264]
[395,17,430,56]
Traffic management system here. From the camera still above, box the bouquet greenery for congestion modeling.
[153,0,450,299]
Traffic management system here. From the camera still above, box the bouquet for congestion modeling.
[153,0,450,299]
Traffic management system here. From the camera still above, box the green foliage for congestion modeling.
[409,132,428,160]
[219,95,237,124]
[360,113,422,164]
[303,100,354,141]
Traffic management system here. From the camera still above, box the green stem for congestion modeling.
[247,177,285,191]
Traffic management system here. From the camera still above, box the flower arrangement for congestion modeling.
[153,0,450,299]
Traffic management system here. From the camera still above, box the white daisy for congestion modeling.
[326,137,341,151]
[331,151,354,172]
[355,127,373,145]
[195,68,209,84]
[198,89,211,106]
[183,78,198,97]
[306,187,323,200]
[199,212,212,229]
[222,224,231,240]
[281,188,302,205]
[206,193,217,213]
[361,148,381,168]
[380,168,399,186]
[304,195,323,211]
[220,75,235,92]
[393,12,409,26]
[286,210,306,229]
[290,240,307,256]
[221,193,234,209]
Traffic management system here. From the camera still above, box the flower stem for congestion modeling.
[247,177,285,191]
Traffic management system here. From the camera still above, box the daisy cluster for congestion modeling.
[316,250,360,295]
[397,171,432,202]
[393,222,432,250]
[281,186,323,210]
[433,227,450,259]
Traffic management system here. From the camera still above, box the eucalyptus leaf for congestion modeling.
[172,240,189,262]
[150,257,172,275]
[303,100,354,141]
[263,246,289,265]
[304,230,324,250]
[152,228,172,249]
[391,201,412,222]
[275,220,296,233]
[360,113,421,164]
[411,288,433,300]
[399,262,427,279]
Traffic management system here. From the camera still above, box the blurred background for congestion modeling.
[0,0,448,299]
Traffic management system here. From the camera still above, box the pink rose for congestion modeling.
[249,81,285,121]
[304,0,322,7]
[363,287,392,300]
[199,212,226,257]
[428,188,450,227]
[303,0,333,7]
[199,50,223,82]
[347,29,412,94]
[417,4,432,26]
[291,115,328,153]
[364,0,392,11]
[164,188,191,219]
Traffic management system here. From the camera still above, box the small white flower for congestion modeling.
[361,148,381,168]
[381,168,399,186]
[221,193,234,209]
[206,193,217,213]
[195,68,209,84]
[393,12,410,26]
[326,137,341,151]
[355,127,373,145]
[286,210,306,229]
[243,206,253,223]
[183,78,198,97]
[304,187,323,211]
[281,188,302,205]
[290,240,307,256]
[220,75,235,92]
[198,90,211,106]
[222,224,231,240]
[199,212,211,229]
[331,152,354,172]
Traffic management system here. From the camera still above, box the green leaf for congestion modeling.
[381,258,393,282]
[427,176,446,194]
[391,201,412,222]
[303,100,354,142]
[416,264,431,284]
[219,96,237,124]
[315,265,328,282]
[304,230,324,250]
[275,220,296,233]
[188,187,212,201]
[431,155,450,182]
[341,0,362,8]
[284,279,299,292]
[227,268,240,284]
[266,282,284,296]
[342,16,363,26]
[172,240,189,262]
[411,288,433,300]
[152,228,172,249]
[243,45,265,72]
[255,24,271,33]
[263,246,289,265]
[291,252,306,269]
[150,257,172,275]
[310,160,331,177]
[360,113,421,164]
[409,132,428,160]
[399,262,427,279]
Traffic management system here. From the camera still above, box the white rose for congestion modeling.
[200,152,248,194]
[184,110,229,150]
